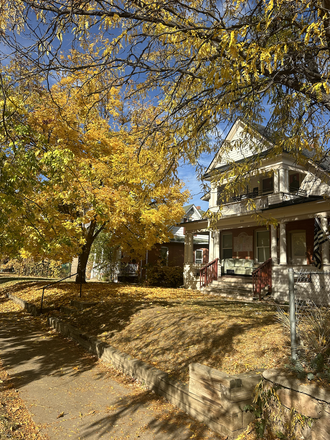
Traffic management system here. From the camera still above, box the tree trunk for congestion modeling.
[75,220,105,284]
[75,236,94,284]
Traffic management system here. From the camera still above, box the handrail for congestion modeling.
[252,258,272,300]
[200,258,219,288]
[252,257,271,276]
[38,271,82,313]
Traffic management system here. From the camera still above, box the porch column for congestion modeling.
[279,167,289,193]
[320,213,330,266]
[184,232,194,264]
[271,224,278,265]
[209,231,215,261]
[213,230,220,261]
[279,221,287,265]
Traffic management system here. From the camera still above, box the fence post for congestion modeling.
[288,268,297,361]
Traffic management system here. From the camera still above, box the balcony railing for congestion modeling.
[218,188,306,206]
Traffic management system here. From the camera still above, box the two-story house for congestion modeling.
[183,119,330,302]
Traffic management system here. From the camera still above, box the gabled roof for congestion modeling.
[182,204,204,221]
[205,118,274,177]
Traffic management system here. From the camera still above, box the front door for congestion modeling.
[291,231,307,265]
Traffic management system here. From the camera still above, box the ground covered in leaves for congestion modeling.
[0,279,290,384]
[0,292,48,440]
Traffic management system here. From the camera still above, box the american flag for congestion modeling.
[313,218,328,269]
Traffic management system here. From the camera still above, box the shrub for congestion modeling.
[0,258,70,278]
[276,303,330,379]
[146,264,183,288]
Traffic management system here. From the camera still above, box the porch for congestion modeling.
[183,208,330,302]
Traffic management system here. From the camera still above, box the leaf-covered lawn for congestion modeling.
[0,280,290,383]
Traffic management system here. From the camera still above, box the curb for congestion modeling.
[7,294,244,439]
[6,293,39,316]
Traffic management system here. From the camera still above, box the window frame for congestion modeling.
[255,229,270,263]
[222,232,233,260]
[195,249,204,264]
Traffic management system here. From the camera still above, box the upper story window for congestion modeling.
[262,176,274,195]
[289,173,300,193]
[217,185,229,205]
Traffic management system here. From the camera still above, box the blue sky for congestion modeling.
[178,152,214,211]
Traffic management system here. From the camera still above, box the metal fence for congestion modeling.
[285,268,330,364]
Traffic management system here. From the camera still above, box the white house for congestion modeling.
[183,119,330,303]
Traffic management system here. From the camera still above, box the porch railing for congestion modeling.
[200,258,219,288]
[252,258,272,300]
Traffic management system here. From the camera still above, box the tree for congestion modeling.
[1,0,330,171]
[0,64,188,283]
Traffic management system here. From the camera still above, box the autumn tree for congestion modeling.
[0,64,188,283]
[1,0,330,177]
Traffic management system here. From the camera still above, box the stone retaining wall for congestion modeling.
[47,316,252,439]
[263,369,330,440]
[7,293,39,316]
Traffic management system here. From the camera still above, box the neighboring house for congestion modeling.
[145,204,209,270]
[88,204,209,282]
[183,119,330,303]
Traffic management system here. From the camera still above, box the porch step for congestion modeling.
[201,276,256,300]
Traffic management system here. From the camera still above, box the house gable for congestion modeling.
[206,119,273,176]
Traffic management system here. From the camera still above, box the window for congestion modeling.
[160,247,169,266]
[195,249,203,264]
[256,230,270,263]
[217,185,229,204]
[222,233,233,259]
[290,231,307,265]
[289,173,300,193]
[262,177,274,195]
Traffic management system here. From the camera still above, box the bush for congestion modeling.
[146,264,183,288]
[277,304,330,380]
[0,258,70,279]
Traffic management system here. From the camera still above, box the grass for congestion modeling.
[0,278,290,384]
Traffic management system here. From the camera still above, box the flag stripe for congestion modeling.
[313,218,327,269]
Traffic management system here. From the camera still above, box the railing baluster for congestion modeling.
[200,258,219,288]
[252,258,272,299]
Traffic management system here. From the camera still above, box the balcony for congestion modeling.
[218,189,307,217]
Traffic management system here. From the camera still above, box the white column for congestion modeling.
[279,167,289,193]
[279,221,287,265]
[271,225,278,265]
[184,232,194,264]
[214,230,220,261]
[273,170,279,193]
[209,231,215,261]
[210,182,218,208]
[320,213,330,266]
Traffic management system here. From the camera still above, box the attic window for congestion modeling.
[262,177,273,195]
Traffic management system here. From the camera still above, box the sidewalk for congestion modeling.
[0,296,222,440]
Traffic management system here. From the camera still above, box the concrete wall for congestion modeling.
[263,369,330,440]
